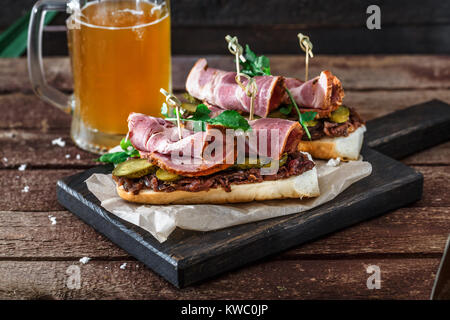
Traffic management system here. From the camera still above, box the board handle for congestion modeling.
[365,99,450,159]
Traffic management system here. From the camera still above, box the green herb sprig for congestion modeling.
[96,138,140,164]
[162,103,251,132]
[239,45,316,139]
[240,45,271,77]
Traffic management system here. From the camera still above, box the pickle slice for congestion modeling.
[234,153,288,170]
[330,106,350,123]
[156,168,180,182]
[112,158,155,179]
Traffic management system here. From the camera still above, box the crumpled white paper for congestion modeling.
[85,159,372,242]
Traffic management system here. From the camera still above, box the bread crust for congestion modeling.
[298,126,366,160]
[116,167,319,205]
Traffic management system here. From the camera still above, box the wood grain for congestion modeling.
[0,207,448,260]
[4,0,447,55]
[2,89,450,132]
[1,166,447,212]
[0,130,96,168]
[1,56,449,93]
[0,55,449,298]
[0,169,80,211]
[0,258,439,299]
[56,147,425,287]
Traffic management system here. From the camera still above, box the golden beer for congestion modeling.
[68,0,171,135]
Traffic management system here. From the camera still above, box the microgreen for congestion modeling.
[163,103,251,132]
[240,45,271,77]
[96,138,140,164]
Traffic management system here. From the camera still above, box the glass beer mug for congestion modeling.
[28,0,171,153]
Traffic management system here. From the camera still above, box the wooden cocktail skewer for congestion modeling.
[160,88,182,140]
[225,35,258,121]
[297,33,314,82]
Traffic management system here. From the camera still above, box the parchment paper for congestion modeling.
[86,159,371,242]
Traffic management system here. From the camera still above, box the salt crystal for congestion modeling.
[76,154,80,160]
[79,257,91,264]
[326,157,341,167]
[51,137,66,147]
[21,186,30,193]
[120,263,127,270]
[65,154,71,159]
[48,215,57,225]
[2,157,7,162]
[18,164,27,171]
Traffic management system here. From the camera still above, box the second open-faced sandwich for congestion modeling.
[185,58,366,160]
[112,113,320,205]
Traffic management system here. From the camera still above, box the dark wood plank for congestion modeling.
[0,169,80,212]
[4,0,449,31]
[0,58,72,94]
[38,3,450,55]
[57,148,423,287]
[0,130,96,168]
[412,166,450,207]
[2,56,449,93]
[1,207,448,259]
[0,258,439,299]
[0,93,71,130]
[170,0,450,27]
[170,24,450,55]
[1,165,447,213]
[2,89,450,132]
[0,211,126,259]
[403,141,450,165]
[366,100,450,159]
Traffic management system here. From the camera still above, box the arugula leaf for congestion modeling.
[190,104,211,122]
[96,138,139,164]
[96,151,130,164]
[240,45,271,77]
[208,110,251,131]
[301,111,318,123]
[163,104,251,132]
[189,104,211,131]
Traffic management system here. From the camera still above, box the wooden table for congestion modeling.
[1,55,449,299]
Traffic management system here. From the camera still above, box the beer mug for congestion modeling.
[28,0,171,153]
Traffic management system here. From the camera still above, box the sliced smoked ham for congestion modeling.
[185,59,344,118]
[186,58,285,118]
[127,113,304,176]
[128,113,235,177]
[284,71,344,117]
[246,118,303,160]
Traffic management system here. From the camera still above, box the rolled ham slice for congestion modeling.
[284,70,344,117]
[186,59,344,118]
[186,58,285,118]
[246,118,303,160]
[128,113,235,177]
[127,113,305,176]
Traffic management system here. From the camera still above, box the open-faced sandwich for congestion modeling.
[185,57,365,160]
[111,113,320,205]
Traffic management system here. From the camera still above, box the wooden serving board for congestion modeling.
[57,100,450,288]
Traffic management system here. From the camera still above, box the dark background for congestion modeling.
[1,0,450,55]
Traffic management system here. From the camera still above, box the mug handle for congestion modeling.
[28,0,71,113]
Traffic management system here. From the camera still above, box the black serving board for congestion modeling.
[57,100,450,288]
